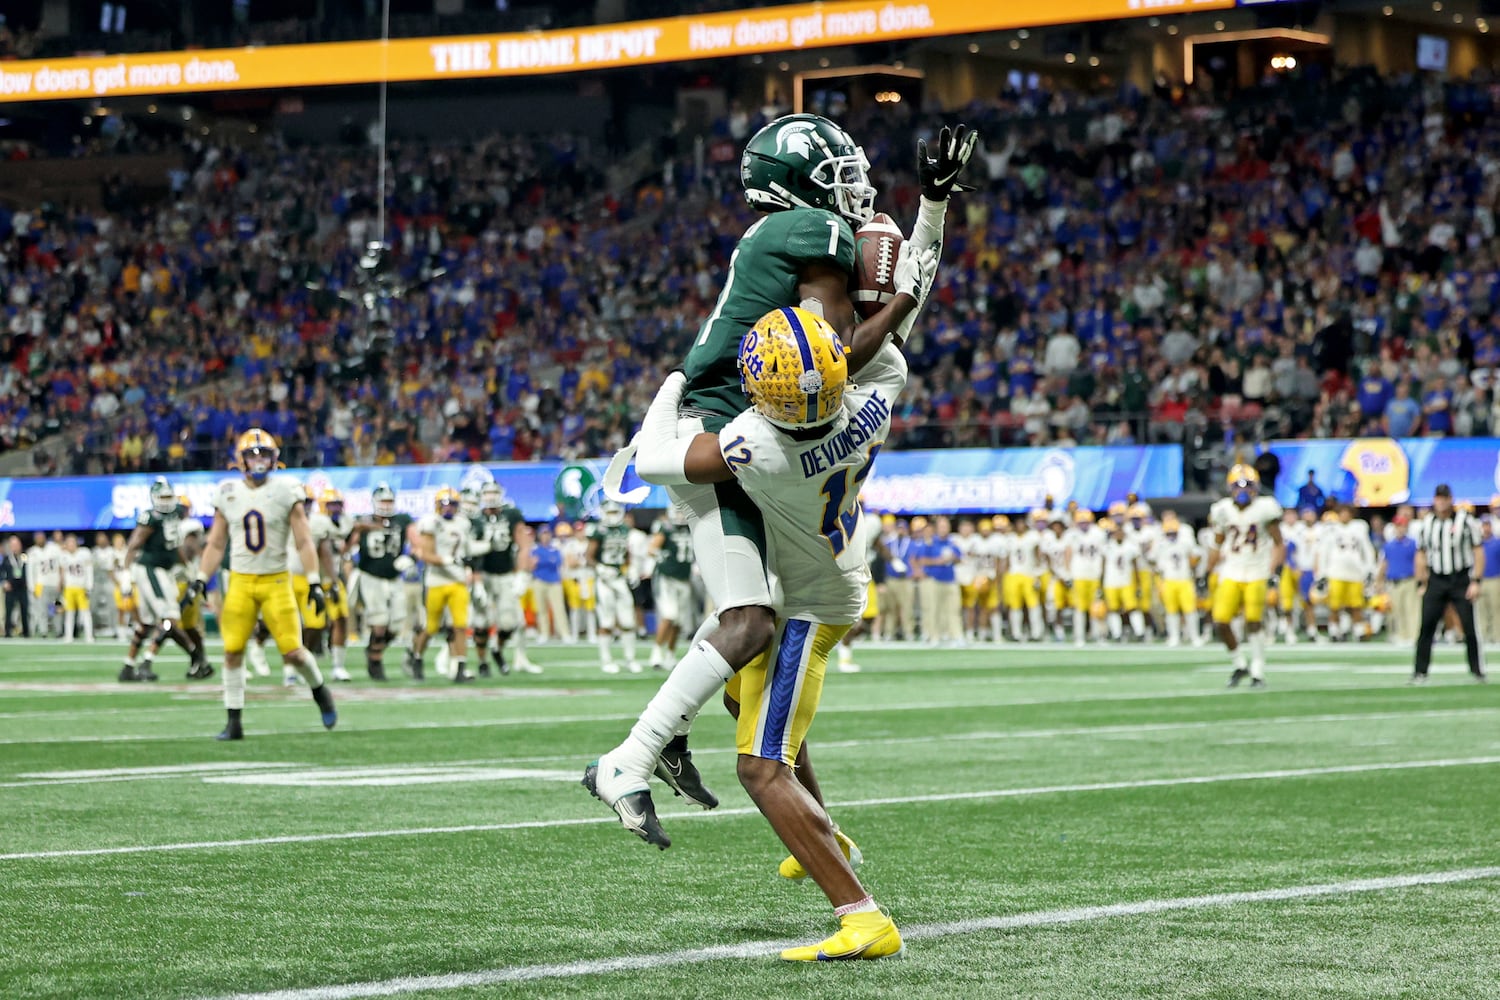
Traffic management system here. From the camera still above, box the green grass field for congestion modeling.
[3,636,1498,999]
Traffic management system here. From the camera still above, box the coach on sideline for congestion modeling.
[1411,484,1487,684]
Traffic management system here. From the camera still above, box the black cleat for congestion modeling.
[367,662,387,681]
[118,664,139,683]
[1227,668,1249,688]
[186,660,215,681]
[216,725,244,741]
[477,662,492,678]
[654,747,720,810]
[136,663,159,683]
[582,761,671,849]
[491,647,510,676]
[1249,678,1267,689]
[311,685,338,730]
[453,671,476,684]
[403,650,424,681]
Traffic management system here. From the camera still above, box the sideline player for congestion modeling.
[649,507,695,671]
[595,305,908,961]
[590,500,640,674]
[1207,464,1285,688]
[590,116,963,818]
[1153,513,1203,646]
[405,487,474,683]
[175,495,214,680]
[189,429,335,739]
[347,483,411,680]
[1068,510,1107,646]
[58,535,95,643]
[310,488,356,682]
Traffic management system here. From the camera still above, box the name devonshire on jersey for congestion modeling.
[798,392,891,478]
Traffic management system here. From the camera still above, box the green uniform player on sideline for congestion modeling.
[119,477,208,682]
[347,483,414,680]
[588,502,638,674]
[649,509,694,670]
[469,483,535,676]
[586,118,977,959]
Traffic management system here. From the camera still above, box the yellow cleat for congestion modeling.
[779,827,862,880]
[780,910,904,962]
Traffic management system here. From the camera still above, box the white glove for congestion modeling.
[889,558,908,575]
[117,576,133,597]
[894,242,939,307]
[513,571,532,592]
[394,555,415,574]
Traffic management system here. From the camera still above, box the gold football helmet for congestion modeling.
[1074,509,1096,526]
[1227,463,1259,505]
[235,428,279,483]
[738,306,848,429]
[319,488,344,516]
[434,486,461,519]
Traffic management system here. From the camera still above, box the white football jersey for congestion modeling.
[310,512,355,554]
[1322,520,1376,581]
[1152,532,1201,582]
[972,532,1004,579]
[215,476,307,576]
[33,542,62,581]
[1103,537,1141,588]
[953,533,982,586]
[416,513,473,587]
[1125,523,1160,561]
[1007,529,1043,577]
[1208,496,1284,582]
[717,343,904,624]
[563,537,593,579]
[61,550,93,588]
[1069,526,1107,580]
[1040,532,1070,577]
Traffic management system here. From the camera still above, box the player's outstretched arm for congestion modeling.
[196,514,229,583]
[633,372,735,486]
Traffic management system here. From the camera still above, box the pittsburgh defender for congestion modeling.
[174,496,214,680]
[1153,513,1203,646]
[1317,501,1377,642]
[405,487,475,683]
[309,488,355,682]
[347,483,412,680]
[58,535,94,643]
[1207,465,1285,687]
[597,306,910,961]
[469,482,536,676]
[1068,510,1107,646]
[119,477,207,681]
[589,500,640,674]
[190,430,336,740]
[589,117,963,856]
[1102,518,1147,641]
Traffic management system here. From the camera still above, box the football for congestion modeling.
[852,212,905,319]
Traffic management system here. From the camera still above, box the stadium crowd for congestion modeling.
[5,67,1500,482]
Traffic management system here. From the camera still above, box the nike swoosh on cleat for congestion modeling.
[615,797,647,834]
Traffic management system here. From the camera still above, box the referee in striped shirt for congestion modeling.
[1411,484,1487,684]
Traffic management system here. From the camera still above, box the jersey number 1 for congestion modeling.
[818,443,882,556]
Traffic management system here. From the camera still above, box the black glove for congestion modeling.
[917,124,980,200]
[307,582,328,617]
[329,580,344,603]
[182,578,207,611]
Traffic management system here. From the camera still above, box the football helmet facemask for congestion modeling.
[600,500,626,527]
[319,488,344,518]
[479,483,505,514]
[435,486,461,519]
[150,477,176,514]
[235,428,279,484]
[741,113,876,226]
[739,306,849,431]
[1227,464,1260,507]
[372,483,397,517]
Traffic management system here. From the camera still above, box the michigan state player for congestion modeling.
[648,508,694,670]
[347,483,412,681]
[588,118,972,835]
[469,482,535,676]
[595,305,910,961]
[589,500,639,674]
[119,477,206,682]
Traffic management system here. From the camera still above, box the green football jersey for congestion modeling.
[651,519,694,581]
[472,506,526,574]
[681,208,855,427]
[356,514,413,580]
[137,504,191,570]
[587,522,632,571]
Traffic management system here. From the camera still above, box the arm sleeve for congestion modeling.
[633,373,695,485]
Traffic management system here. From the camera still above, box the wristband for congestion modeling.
[305,573,321,586]
[195,570,210,585]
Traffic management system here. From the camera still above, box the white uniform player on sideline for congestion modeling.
[58,536,95,643]
[30,533,63,638]
[590,305,911,961]
[1152,514,1204,646]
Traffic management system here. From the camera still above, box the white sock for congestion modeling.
[224,665,246,709]
[248,642,269,673]
[617,639,736,778]
[651,643,665,665]
[1028,605,1044,640]
[838,644,853,664]
[1248,632,1266,679]
[64,610,75,639]
[989,611,1002,640]
[1129,610,1146,638]
[1167,618,1181,644]
[622,630,638,663]
[598,632,613,665]
[1187,612,1199,642]
[513,622,528,656]
[331,646,346,671]
[1074,608,1087,640]
[83,613,94,641]
[288,648,324,687]
[1108,612,1122,640]
[1339,612,1352,638]
[1010,609,1024,641]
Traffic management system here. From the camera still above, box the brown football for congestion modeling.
[852,213,905,319]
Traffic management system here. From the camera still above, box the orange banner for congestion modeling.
[0,0,1233,103]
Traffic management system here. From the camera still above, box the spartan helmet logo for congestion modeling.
[775,121,818,160]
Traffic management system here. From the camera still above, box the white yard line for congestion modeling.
[3,707,1495,789]
[206,866,1500,999]
[4,755,1497,863]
